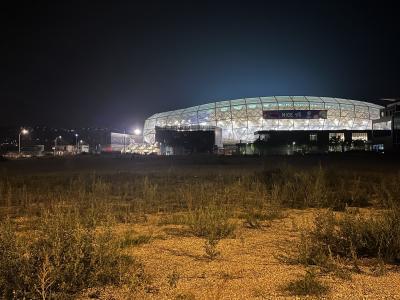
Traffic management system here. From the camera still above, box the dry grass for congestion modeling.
[1,156,400,299]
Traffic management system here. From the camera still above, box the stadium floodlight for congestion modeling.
[18,128,29,154]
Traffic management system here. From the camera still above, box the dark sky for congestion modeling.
[1,0,399,129]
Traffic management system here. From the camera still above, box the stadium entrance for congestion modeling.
[155,126,222,155]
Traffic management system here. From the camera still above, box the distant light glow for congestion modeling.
[134,128,141,135]
[21,129,28,135]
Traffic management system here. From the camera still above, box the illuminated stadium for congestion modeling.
[143,97,383,149]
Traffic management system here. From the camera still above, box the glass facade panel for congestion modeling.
[263,119,279,130]
[369,107,380,120]
[278,102,294,110]
[231,106,247,119]
[260,96,276,102]
[279,119,294,130]
[336,98,352,104]
[216,107,231,120]
[246,104,262,117]
[308,118,325,130]
[354,106,369,118]
[340,104,355,118]
[293,102,310,110]
[233,128,249,141]
[155,117,167,126]
[197,110,211,122]
[293,119,309,130]
[292,96,308,102]
[320,97,338,103]
[309,102,325,109]
[262,102,278,110]
[247,117,262,127]
[230,99,246,105]
[198,103,215,110]
[232,119,247,128]
[180,111,198,125]
[325,103,340,117]
[245,97,261,104]
[182,106,198,113]
[307,96,324,102]
[373,120,391,130]
[275,96,293,102]
[216,100,231,107]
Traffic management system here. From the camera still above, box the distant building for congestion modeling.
[54,145,76,156]
[100,132,137,153]
[21,145,45,157]
[79,144,90,153]
[372,101,400,152]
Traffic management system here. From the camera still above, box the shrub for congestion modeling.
[204,233,221,260]
[242,206,283,229]
[259,167,375,210]
[185,205,236,239]
[283,269,329,296]
[167,269,180,288]
[0,214,138,299]
[120,232,152,248]
[294,208,400,271]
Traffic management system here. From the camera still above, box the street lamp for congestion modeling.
[54,136,62,156]
[78,139,84,153]
[75,133,79,153]
[18,128,29,154]
[134,128,141,136]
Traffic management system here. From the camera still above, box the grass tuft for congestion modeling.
[284,269,329,296]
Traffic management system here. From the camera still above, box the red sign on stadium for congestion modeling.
[262,110,327,119]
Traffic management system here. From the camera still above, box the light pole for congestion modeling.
[18,128,29,155]
[78,140,83,153]
[75,133,79,153]
[54,136,62,156]
[133,128,142,144]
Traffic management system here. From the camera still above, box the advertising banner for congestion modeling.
[263,110,327,119]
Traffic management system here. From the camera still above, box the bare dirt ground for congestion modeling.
[80,210,400,300]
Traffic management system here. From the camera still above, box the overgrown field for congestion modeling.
[0,156,400,299]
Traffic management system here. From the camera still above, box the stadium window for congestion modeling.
[352,132,368,141]
[309,133,317,141]
[329,132,345,141]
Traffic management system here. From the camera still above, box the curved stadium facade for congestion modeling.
[143,96,382,145]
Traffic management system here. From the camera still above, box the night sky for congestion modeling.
[1,1,399,129]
